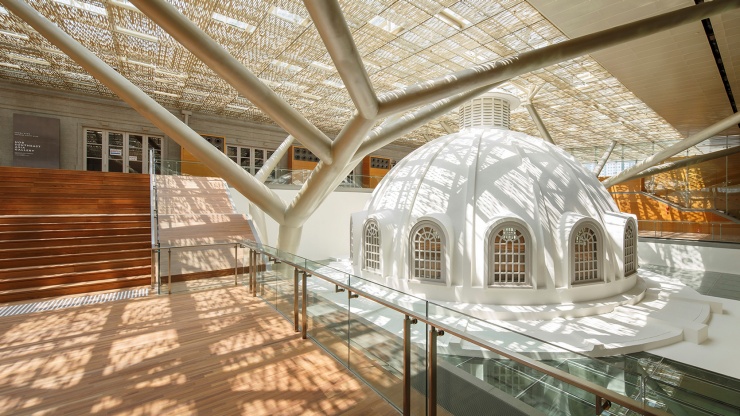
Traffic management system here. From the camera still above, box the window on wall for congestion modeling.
[411,222,444,282]
[573,225,601,284]
[363,220,380,272]
[227,144,275,176]
[489,224,529,286]
[624,222,636,276]
[85,129,162,174]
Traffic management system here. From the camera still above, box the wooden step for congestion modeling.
[0,248,151,269]
[0,220,150,232]
[0,207,150,216]
[0,234,150,250]
[0,214,149,225]
[0,227,151,240]
[0,257,151,280]
[0,166,150,180]
[0,241,151,258]
[0,275,150,303]
[0,266,150,291]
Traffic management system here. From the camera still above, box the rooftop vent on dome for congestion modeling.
[458,90,520,130]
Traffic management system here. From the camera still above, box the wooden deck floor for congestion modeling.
[0,286,398,415]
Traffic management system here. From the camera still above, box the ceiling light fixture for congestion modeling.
[122,57,155,68]
[226,104,250,111]
[310,61,333,72]
[108,0,140,14]
[436,8,471,30]
[114,26,158,43]
[154,68,187,78]
[54,0,107,16]
[151,90,180,98]
[8,53,50,66]
[0,62,21,69]
[269,6,309,27]
[300,92,322,100]
[259,78,281,88]
[0,29,29,40]
[212,12,256,33]
[369,16,404,35]
[0,6,8,15]
[271,59,302,72]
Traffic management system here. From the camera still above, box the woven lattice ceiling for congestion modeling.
[0,0,690,161]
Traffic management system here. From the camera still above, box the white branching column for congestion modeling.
[3,0,738,254]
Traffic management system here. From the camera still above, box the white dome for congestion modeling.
[351,127,639,306]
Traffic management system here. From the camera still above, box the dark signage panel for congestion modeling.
[13,113,61,169]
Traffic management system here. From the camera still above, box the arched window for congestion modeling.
[410,222,444,282]
[624,221,636,276]
[363,220,380,272]
[573,225,601,284]
[489,224,530,286]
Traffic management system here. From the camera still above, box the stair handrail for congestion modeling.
[149,148,161,292]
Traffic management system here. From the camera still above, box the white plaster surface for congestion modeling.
[639,240,739,274]
[230,187,371,260]
[647,296,740,379]
[317,260,723,360]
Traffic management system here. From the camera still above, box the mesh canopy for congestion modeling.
[0,0,687,161]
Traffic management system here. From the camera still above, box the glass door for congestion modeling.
[107,132,125,172]
[86,130,103,171]
[128,134,144,173]
[84,129,163,173]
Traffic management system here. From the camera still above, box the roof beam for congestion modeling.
[354,84,498,163]
[0,0,288,223]
[594,140,617,176]
[376,0,740,117]
[628,144,740,180]
[522,85,555,145]
[603,109,740,187]
[128,0,334,164]
[304,0,378,119]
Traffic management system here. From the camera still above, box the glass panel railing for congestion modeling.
[306,271,350,367]
[151,157,385,189]
[241,241,740,416]
[637,220,740,243]
[152,243,246,294]
[347,274,407,411]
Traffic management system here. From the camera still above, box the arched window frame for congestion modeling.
[624,219,637,276]
[409,220,446,284]
[570,222,604,285]
[486,222,532,287]
[362,219,381,272]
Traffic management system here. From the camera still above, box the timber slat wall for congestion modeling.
[0,167,152,303]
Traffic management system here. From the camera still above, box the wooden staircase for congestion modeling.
[155,175,254,282]
[0,167,152,303]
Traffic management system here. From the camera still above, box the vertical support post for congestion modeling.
[293,267,300,332]
[150,249,157,291]
[403,315,416,416]
[301,271,308,339]
[428,326,443,416]
[234,244,238,286]
[167,248,172,295]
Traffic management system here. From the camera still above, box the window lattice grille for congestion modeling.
[624,223,636,276]
[412,225,443,281]
[364,221,380,271]
[490,226,527,285]
[573,226,600,283]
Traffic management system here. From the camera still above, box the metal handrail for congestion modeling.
[152,242,245,294]
[244,241,670,416]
